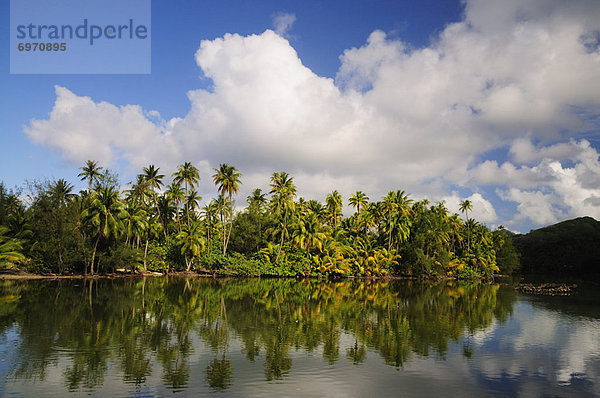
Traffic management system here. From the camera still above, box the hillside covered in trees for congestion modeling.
[513,217,600,277]
[0,161,506,279]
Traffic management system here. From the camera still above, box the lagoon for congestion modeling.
[0,278,599,397]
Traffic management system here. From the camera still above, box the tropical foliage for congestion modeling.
[0,162,508,278]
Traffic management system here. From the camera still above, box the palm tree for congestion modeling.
[247,188,267,246]
[202,199,220,253]
[122,202,154,271]
[292,213,326,257]
[212,164,242,254]
[166,182,185,232]
[48,179,76,271]
[78,160,103,190]
[184,190,202,223]
[348,191,369,214]
[448,213,463,253]
[367,201,385,236]
[459,199,472,219]
[173,162,200,228]
[382,190,413,252]
[173,162,200,193]
[0,226,25,266]
[82,186,128,275]
[126,174,151,207]
[459,199,473,255]
[201,199,220,254]
[123,203,148,248]
[247,188,267,212]
[307,200,326,221]
[326,190,343,229]
[143,165,165,236]
[176,220,206,271]
[48,179,75,206]
[357,209,375,235]
[143,164,165,192]
[157,194,176,237]
[270,172,296,263]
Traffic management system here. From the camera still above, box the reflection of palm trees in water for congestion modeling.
[205,297,232,390]
[462,334,474,359]
[265,290,292,380]
[347,339,367,365]
[0,278,517,392]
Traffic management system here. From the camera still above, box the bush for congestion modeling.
[145,242,170,273]
[456,266,481,280]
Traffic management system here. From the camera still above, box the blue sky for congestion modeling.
[2,0,600,233]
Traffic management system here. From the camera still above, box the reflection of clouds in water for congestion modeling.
[556,320,600,386]
[512,303,563,351]
[470,318,498,345]
[468,299,600,396]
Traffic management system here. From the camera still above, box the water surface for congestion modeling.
[0,277,598,397]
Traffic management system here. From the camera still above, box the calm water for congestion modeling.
[0,277,599,397]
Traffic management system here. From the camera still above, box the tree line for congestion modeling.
[0,160,520,278]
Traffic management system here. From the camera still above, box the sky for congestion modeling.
[1,0,600,234]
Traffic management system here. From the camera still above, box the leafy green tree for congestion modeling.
[184,190,202,222]
[381,190,412,252]
[326,190,343,229]
[292,213,327,257]
[123,203,148,248]
[173,162,200,228]
[166,182,185,232]
[202,200,220,255]
[82,187,128,274]
[269,172,296,263]
[48,179,76,271]
[213,164,242,254]
[492,226,520,274]
[142,165,164,212]
[176,221,206,271]
[459,199,473,255]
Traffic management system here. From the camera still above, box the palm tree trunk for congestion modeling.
[207,219,211,254]
[466,210,470,256]
[221,206,226,255]
[90,235,100,275]
[387,221,392,252]
[224,195,234,254]
[144,237,149,271]
[185,181,190,230]
[275,211,287,263]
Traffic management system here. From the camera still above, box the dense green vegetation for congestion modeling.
[0,161,507,278]
[0,278,516,390]
[514,216,600,277]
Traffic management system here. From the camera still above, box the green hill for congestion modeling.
[513,216,600,276]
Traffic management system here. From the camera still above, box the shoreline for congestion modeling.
[0,270,494,282]
[0,271,199,280]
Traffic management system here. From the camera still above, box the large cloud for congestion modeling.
[23,0,600,230]
[470,139,600,226]
[24,87,180,169]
